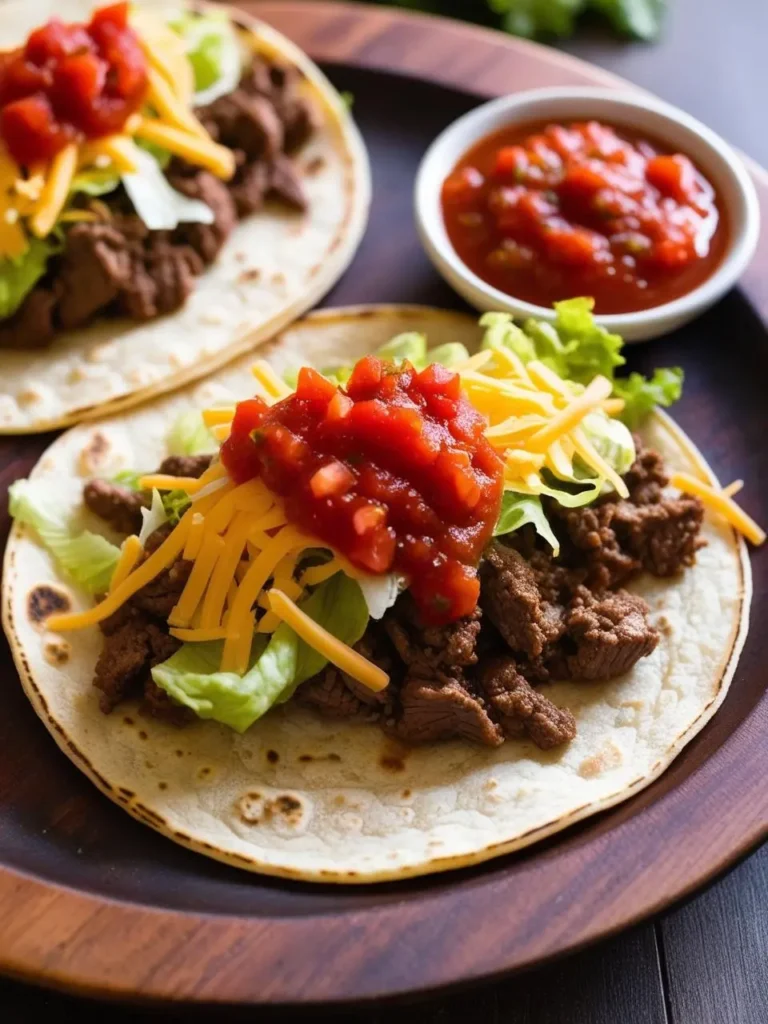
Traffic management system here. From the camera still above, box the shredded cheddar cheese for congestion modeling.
[670,473,765,545]
[268,589,389,692]
[109,536,143,592]
[459,351,629,500]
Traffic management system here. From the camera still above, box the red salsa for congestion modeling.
[441,119,727,315]
[0,2,147,166]
[221,358,505,624]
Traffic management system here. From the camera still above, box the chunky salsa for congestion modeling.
[441,119,727,315]
[0,2,147,165]
[221,358,505,624]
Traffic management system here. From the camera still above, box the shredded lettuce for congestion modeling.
[581,411,636,477]
[152,573,369,732]
[613,367,684,429]
[166,410,217,456]
[375,332,428,366]
[162,489,191,526]
[169,9,244,106]
[494,492,560,553]
[0,238,60,320]
[122,146,214,231]
[70,169,121,197]
[111,469,145,491]
[427,342,471,368]
[480,298,683,426]
[9,479,120,595]
[139,490,168,545]
[357,572,404,619]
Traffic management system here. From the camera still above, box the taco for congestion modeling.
[0,0,369,432]
[3,301,760,882]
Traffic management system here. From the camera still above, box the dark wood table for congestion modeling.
[3,0,766,1020]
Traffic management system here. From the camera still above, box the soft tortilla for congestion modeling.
[0,0,370,433]
[2,306,750,882]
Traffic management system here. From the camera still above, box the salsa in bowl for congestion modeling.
[415,87,760,341]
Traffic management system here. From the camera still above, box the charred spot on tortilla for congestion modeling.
[238,268,262,284]
[266,749,279,764]
[305,155,326,175]
[28,584,71,627]
[237,791,306,827]
[380,755,406,772]
[77,431,111,477]
[123,717,134,726]
[43,638,71,667]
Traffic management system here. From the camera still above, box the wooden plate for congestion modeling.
[0,1,765,1007]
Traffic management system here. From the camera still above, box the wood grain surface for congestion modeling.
[0,0,765,1014]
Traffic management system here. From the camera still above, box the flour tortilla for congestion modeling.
[2,306,750,883]
[0,0,370,433]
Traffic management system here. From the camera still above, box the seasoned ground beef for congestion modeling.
[84,478,149,535]
[480,543,564,659]
[384,596,481,682]
[556,587,658,681]
[1,54,318,349]
[479,657,576,749]
[549,444,705,589]
[391,677,504,748]
[157,453,212,478]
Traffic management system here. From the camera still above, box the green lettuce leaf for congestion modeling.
[480,298,682,426]
[0,238,59,320]
[375,331,428,366]
[9,479,120,594]
[166,410,217,456]
[70,169,121,197]
[489,0,584,39]
[152,573,369,732]
[428,342,471,367]
[169,9,243,105]
[111,469,145,490]
[494,492,560,553]
[613,366,684,429]
[589,0,665,40]
[162,489,191,526]
[581,410,636,476]
[122,145,214,231]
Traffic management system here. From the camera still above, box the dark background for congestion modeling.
[3,0,767,1020]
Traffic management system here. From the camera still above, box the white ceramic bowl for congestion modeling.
[415,87,761,342]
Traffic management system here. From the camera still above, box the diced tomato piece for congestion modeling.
[0,94,72,164]
[310,460,356,499]
[351,524,396,574]
[441,165,485,205]
[544,224,607,267]
[352,503,386,535]
[651,237,693,270]
[493,145,526,179]
[417,362,461,401]
[89,2,130,39]
[0,58,51,107]
[53,53,106,120]
[561,162,609,204]
[325,392,353,422]
[295,365,337,407]
[25,20,92,65]
[646,154,696,204]
[264,424,310,467]
[346,354,383,399]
